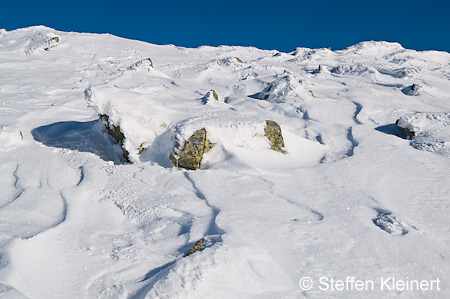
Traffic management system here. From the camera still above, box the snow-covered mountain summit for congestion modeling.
[1,26,450,298]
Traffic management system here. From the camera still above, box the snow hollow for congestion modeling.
[1,26,450,298]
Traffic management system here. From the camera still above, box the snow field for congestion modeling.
[1,26,450,298]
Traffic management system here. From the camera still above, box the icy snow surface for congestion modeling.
[1,26,450,298]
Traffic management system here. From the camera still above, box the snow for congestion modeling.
[397,112,450,157]
[1,26,450,298]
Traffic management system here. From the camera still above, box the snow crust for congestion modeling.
[1,26,450,298]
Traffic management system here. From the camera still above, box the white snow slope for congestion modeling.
[1,26,450,299]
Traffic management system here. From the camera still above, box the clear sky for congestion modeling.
[1,0,449,53]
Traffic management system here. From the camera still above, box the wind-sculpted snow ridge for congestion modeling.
[1,26,450,298]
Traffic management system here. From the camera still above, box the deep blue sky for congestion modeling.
[1,0,449,53]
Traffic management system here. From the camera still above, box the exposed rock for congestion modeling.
[43,36,59,51]
[25,33,60,54]
[202,89,219,104]
[211,90,219,101]
[395,119,415,139]
[137,143,146,155]
[100,114,130,162]
[317,65,322,73]
[401,84,421,96]
[128,58,154,71]
[261,84,272,100]
[188,239,204,256]
[311,64,331,75]
[170,128,213,170]
[217,57,244,67]
[264,120,287,153]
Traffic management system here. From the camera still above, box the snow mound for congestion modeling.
[85,63,188,162]
[0,26,60,55]
[397,112,450,157]
[373,211,409,235]
[290,47,332,60]
[201,90,220,104]
[26,34,59,54]
[173,116,268,150]
[401,84,422,96]
[260,74,303,101]
[88,69,286,164]
[127,58,154,71]
[0,126,23,151]
[331,63,378,77]
[376,66,419,78]
[340,41,404,55]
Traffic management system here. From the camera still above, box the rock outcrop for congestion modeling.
[258,74,309,103]
[169,120,286,170]
[128,58,154,71]
[188,239,204,256]
[264,120,287,154]
[100,114,130,162]
[201,90,219,104]
[25,33,60,54]
[401,84,421,96]
[170,128,213,170]
[43,36,59,51]
[395,119,415,139]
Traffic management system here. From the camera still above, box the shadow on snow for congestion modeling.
[31,120,125,163]
[375,124,407,139]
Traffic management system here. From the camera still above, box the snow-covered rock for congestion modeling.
[396,112,450,157]
[401,83,422,96]
[330,63,378,77]
[201,89,220,104]
[169,128,212,170]
[0,126,23,151]
[340,41,404,56]
[259,73,308,102]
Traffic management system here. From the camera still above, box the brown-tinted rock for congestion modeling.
[170,128,213,170]
[264,120,287,153]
